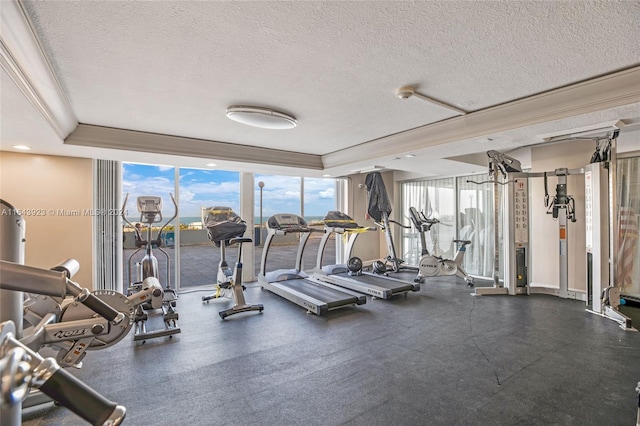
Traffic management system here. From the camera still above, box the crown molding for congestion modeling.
[65,124,324,170]
[323,66,640,169]
[0,0,77,138]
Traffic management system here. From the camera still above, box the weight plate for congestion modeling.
[60,290,133,350]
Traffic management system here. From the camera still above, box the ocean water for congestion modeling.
[127,216,325,226]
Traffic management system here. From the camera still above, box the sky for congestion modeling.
[122,163,337,221]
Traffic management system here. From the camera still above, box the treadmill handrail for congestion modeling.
[268,226,316,234]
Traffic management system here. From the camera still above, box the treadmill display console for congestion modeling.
[267,213,308,232]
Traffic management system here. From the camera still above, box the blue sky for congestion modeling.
[122,163,336,220]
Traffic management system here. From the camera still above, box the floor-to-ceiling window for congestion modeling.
[401,174,499,280]
[304,177,337,268]
[178,168,240,289]
[254,175,302,275]
[122,163,176,290]
[400,178,455,265]
[457,174,496,277]
[617,156,640,296]
[253,175,339,276]
[120,166,342,285]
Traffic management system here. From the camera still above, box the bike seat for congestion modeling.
[230,237,252,245]
[453,239,471,245]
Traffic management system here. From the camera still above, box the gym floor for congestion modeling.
[23,274,640,425]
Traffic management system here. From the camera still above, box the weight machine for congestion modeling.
[0,320,126,426]
[0,200,128,425]
[472,126,634,330]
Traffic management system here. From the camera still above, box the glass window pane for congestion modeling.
[122,163,176,290]
[457,174,500,278]
[254,175,301,276]
[178,168,240,289]
[400,178,454,263]
[617,157,640,296]
[304,177,337,268]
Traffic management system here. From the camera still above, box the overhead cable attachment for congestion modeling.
[487,150,522,178]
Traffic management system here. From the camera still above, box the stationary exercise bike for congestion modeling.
[201,207,264,319]
[122,194,181,341]
[408,207,474,286]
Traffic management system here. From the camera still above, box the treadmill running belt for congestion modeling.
[275,278,359,308]
[336,272,415,293]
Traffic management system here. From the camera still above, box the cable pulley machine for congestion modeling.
[472,123,634,330]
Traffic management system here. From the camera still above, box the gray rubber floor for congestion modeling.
[23,276,640,426]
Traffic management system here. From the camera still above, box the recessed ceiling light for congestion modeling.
[226,105,297,130]
[13,145,31,150]
[322,174,331,177]
[206,163,217,167]
[405,154,416,158]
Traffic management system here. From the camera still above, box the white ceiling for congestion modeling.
[1,1,639,177]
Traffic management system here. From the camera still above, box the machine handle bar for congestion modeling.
[155,193,178,240]
[0,320,126,425]
[38,359,126,425]
[64,281,125,324]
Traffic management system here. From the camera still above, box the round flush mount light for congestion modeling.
[226,105,297,130]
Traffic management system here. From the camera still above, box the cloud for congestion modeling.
[319,188,335,199]
[123,165,337,220]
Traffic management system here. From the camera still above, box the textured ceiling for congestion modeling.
[3,1,640,176]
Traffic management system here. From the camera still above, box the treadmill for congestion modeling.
[258,213,366,315]
[312,211,420,299]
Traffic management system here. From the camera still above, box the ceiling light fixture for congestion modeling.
[396,86,467,116]
[537,120,624,142]
[322,174,332,177]
[226,105,297,130]
[13,145,31,150]
[206,163,217,167]
[405,154,416,158]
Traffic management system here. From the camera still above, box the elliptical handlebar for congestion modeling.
[155,193,178,242]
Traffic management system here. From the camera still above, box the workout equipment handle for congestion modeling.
[229,237,252,245]
[37,358,126,426]
[65,281,125,324]
[0,260,67,297]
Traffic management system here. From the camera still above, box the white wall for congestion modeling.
[343,171,397,264]
[530,140,592,292]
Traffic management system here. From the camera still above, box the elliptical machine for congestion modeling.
[201,207,264,319]
[408,207,474,287]
[122,194,181,341]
